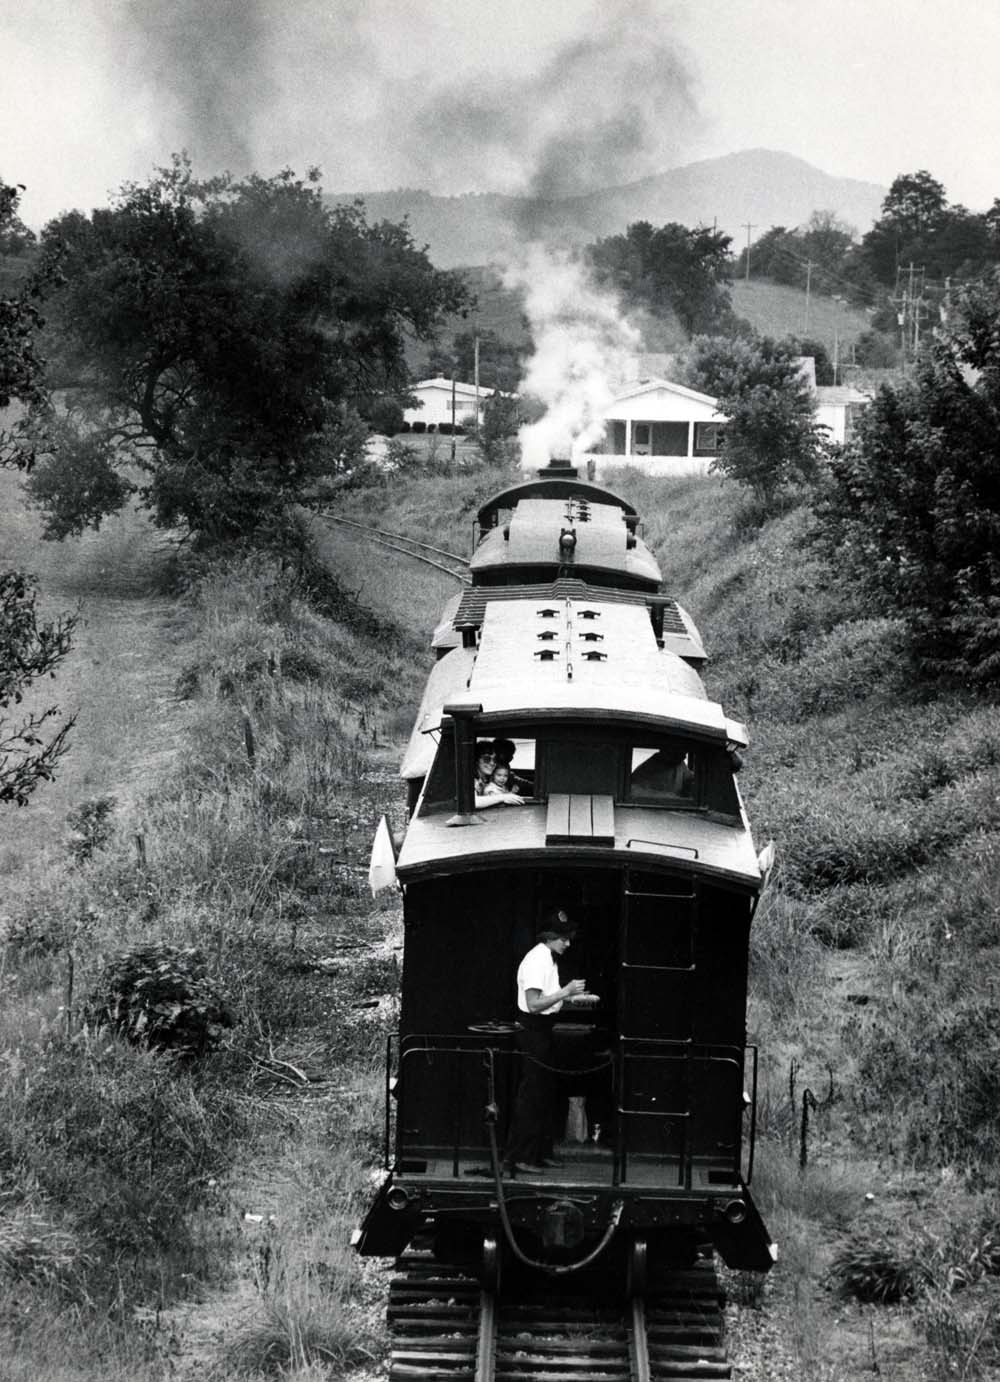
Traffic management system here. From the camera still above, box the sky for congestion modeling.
[4,0,1000,228]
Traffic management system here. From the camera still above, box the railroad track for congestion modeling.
[387,1247,731,1382]
[317,512,470,582]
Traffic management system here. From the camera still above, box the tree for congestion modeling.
[880,171,948,238]
[476,390,528,467]
[681,334,823,503]
[0,572,77,805]
[0,181,49,470]
[858,169,1000,287]
[25,156,469,546]
[737,225,801,286]
[800,210,857,275]
[588,220,736,337]
[814,271,1000,679]
[0,180,75,805]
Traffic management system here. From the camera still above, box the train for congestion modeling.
[354,457,776,1293]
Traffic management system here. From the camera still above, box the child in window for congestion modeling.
[486,762,520,797]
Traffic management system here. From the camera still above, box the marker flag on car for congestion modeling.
[369,815,398,896]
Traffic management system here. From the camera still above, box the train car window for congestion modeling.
[627,741,742,819]
[628,741,698,806]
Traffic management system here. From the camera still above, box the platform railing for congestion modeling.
[386,1033,752,1189]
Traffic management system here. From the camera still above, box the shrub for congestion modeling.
[279,646,324,683]
[365,396,404,435]
[83,944,235,1056]
[828,1230,933,1303]
[66,796,118,863]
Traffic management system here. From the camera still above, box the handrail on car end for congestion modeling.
[626,838,699,859]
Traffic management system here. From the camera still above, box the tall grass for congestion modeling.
[0,541,412,1373]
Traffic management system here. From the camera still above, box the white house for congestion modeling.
[581,378,727,478]
[403,377,495,429]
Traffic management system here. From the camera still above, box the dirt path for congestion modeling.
[1,473,188,872]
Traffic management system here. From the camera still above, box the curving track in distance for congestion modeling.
[316,512,470,583]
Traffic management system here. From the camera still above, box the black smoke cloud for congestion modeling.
[408,11,702,203]
[103,0,701,208]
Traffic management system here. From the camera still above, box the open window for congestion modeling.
[626,736,741,820]
[418,730,537,816]
[628,738,698,806]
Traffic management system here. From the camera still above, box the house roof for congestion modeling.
[607,376,720,409]
[411,376,497,398]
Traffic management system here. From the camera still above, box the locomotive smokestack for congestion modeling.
[536,456,579,479]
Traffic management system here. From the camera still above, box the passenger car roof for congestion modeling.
[400,598,742,781]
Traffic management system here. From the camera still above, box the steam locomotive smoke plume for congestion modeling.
[411,6,700,202]
[506,247,640,473]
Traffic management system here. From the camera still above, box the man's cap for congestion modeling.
[537,908,576,941]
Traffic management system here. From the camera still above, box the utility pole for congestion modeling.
[451,376,457,462]
[474,334,480,439]
[742,222,756,282]
[804,261,813,334]
[833,330,839,386]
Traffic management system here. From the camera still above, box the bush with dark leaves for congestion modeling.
[84,944,235,1056]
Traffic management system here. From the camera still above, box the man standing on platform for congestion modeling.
[503,911,587,1176]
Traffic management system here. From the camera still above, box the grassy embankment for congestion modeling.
[3,457,1000,1379]
[0,472,434,1380]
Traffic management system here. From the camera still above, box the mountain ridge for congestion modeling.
[328,149,888,269]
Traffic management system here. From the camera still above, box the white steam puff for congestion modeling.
[504,245,640,473]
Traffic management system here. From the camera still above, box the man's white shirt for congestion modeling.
[516,942,562,1014]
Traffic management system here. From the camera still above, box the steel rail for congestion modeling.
[317,511,470,580]
[386,1248,732,1382]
